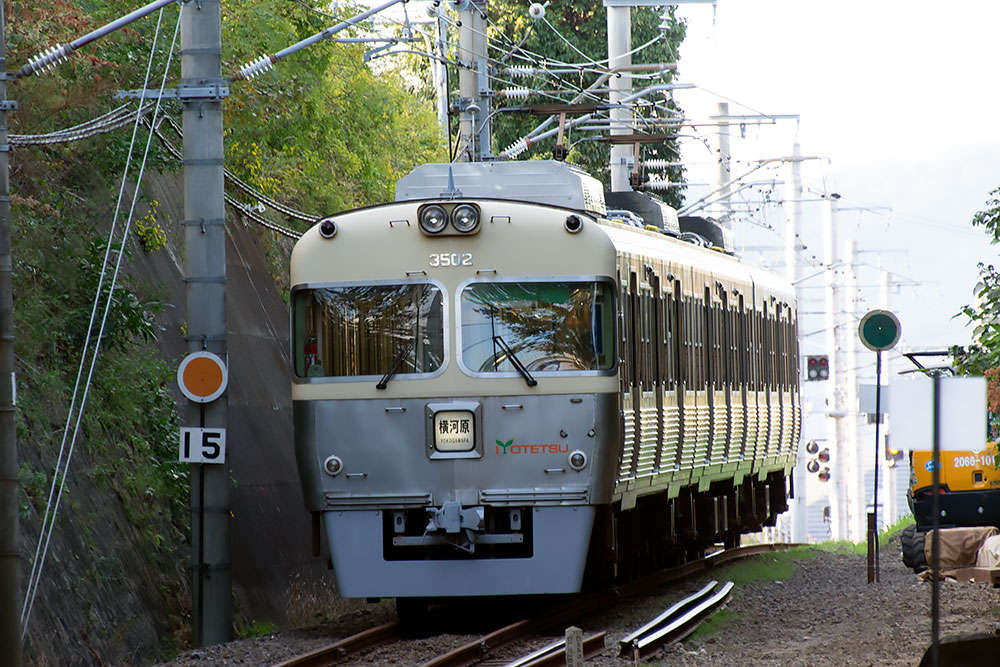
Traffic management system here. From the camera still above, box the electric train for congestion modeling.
[290,160,800,607]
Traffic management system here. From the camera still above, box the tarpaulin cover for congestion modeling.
[917,526,1000,579]
[976,534,1000,568]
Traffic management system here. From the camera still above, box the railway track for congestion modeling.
[273,542,797,667]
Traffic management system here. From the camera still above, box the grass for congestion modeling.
[658,545,822,643]
[236,619,278,639]
[814,514,914,555]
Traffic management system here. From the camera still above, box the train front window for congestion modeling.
[460,281,615,374]
[293,283,444,379]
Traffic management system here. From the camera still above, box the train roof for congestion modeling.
[395,160,607,217]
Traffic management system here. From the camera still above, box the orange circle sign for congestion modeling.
[177,352,228,403]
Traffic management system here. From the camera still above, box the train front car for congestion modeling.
[291,163,618,600]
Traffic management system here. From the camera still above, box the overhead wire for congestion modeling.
[20,5,180,638]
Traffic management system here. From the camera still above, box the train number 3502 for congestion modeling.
[429,252,473,267]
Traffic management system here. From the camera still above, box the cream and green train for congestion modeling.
[291,161,800,605]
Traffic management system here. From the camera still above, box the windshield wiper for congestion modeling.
[492,336,537,387]
[376,347,409,390]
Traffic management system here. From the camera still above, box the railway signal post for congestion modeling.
[858,309,900,583]
[181,0,232,645]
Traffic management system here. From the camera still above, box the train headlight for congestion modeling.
[433,410,475,452]
[451,204,480,232]
[568,450,588,471]
[419,204,448,234]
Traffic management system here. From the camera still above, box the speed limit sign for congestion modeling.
[179,427,227,464]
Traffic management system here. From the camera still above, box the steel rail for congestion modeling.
[506,631,607,667]
[271,621,399,667]
[421,542,799,667]
[617,580,735,660]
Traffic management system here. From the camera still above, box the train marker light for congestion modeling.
[568,450,588,471]
[318,218,337,238]
[818,468,831,482]
[806,459,820,474]
[324,455,344,476]
[817,448,830,463]
[806,355,829,381]
[419,204,448,233]
[805,440,819,455]
[451,204,480,232]
[564,215,583,233]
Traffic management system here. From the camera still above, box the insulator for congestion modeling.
[238,54,275,81]
[643,179,672,191]
[501,137,529,158]
[499,87,532,100]
[528,2,546,20]
[22,44,72,77]
[505,65,535,79]
[642,159,680,170]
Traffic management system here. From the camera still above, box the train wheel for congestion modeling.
[396,597,431,635]
[900,524,928,573]
[723,531,741,550]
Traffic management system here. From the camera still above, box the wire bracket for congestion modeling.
[115,81,230,101]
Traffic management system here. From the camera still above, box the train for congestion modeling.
[290,160,801,614]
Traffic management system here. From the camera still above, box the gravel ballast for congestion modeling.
[157,533,1000,666]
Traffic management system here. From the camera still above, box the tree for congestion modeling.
[484,1,687,207]
[953,187,1000,377]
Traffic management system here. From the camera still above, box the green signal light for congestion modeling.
[858,309,901,352]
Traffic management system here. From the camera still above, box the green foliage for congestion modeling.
[687,607,739,640]
[237,618,278,638]
[222,0,446,216]
[954,262,1000,376]
[134,199,168,253]
[486,2,687,206]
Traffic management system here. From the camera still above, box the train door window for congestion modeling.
[737,295,747,387]
[292,282,445,379]
[653,277,664,389]
[620,279,630,387]
[663,288,674,389]
[629,272,639,388]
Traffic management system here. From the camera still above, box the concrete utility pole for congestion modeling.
[607,2,632,191]
[182,0,231,645]
[431,5,449,133]
[455,0,490,161]
[785,141,807,543]
[0,1,21,662]
[880,270,896,524]
[823,195,846,541]
[715,102,731,221]
[843,238,861,541]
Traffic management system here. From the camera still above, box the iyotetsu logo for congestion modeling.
[495,439,569,455]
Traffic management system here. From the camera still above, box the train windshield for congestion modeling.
[292,283,444,379]
[460,281,615,374]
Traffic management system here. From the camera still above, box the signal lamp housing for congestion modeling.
[318,218,337,239]
[805,440,819,455]
[564,215,583,233]
[817,448,830,463]
[806,459,820,474]
[451,204,481,232]
[818,468,831,482]
[419,204,448,234]
[568,450,588,471]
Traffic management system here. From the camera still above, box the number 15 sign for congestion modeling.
[179,427,227,464]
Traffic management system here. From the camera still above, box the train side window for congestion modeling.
[663,290,673,389]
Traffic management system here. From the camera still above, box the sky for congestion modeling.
[369,0,1000,355]
[670,0,1000,359]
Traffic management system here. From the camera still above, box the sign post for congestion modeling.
[858,309,900,583]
